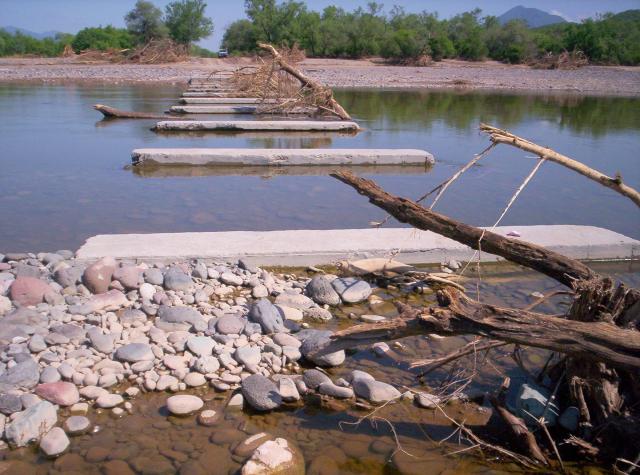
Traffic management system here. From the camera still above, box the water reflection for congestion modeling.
[0,84,638,251]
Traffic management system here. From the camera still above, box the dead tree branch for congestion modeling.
[330,170,597,288]
[480,123,640,208]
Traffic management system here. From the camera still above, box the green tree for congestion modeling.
[71,26,133,52]
[244,0,305,46]
[448,9,487,60]
[164,0,214,46]
[125,0,167,44]
[222,19,258,53]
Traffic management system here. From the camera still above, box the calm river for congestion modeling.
[0,85,638,252]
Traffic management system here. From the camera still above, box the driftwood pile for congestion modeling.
[530,50,589,70]
[314,125,640,471]
[230,43,352,120]
[70,39,188,64]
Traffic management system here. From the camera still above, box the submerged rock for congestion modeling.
[166,395,203,415]
[241,438,304,475]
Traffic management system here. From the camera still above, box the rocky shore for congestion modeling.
[0,251,438,470]
[1,57,639,96]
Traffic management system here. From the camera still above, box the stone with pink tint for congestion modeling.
[113,265,142,290]
[82,257,116,294]
[9,277,52,306]
[35,382,80,407]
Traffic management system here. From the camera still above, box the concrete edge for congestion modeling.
[75,225,640,267]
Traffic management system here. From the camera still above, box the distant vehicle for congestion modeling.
[218,49,228,58]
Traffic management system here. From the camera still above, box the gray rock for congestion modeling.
[157,305,206,332]
[53,266,83,288]
[5,400,57,447]
[238,259,259,273]
[274,293,314,310]
[163,267,193,292]
[115,343,154,363]
[45,332,70,345]
[216,314,245,335]
[40,427,69,457]
[192,355,220,374]
[318,382,354,399]
[304,307,333,322]
[64,415,91,435]
[348,370,375,383]
[0,394,23,415]
[28,334,47,353]
[306,275,341,306]
[353,379,400,403]
[192,262,208,279]
[119,308,147,325]
[0,357,40,391]
[273,333,301,348]
[331,278,372,303]
[167,395,203,415]
[299,330,345,367]
[113,265,141,290]
[242,374,282,411]
[39,366,61,384]
[50,323,85,342]
[87,328,115,354]
[249,299,285,334]
[235,346,261,367]
[302,369,331,389]
[144,268,164,286]
[243,322,262,337]
[278,378,300,402]
[220,272,243,286]
[186,336,215,356]
[252,285,269,299]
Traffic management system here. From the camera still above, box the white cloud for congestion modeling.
[550,10,574,22]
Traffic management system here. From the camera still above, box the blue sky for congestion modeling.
[2,0,639,50]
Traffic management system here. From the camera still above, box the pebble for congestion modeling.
[318,382,354,399]
[115,343,154,363]
[35,382,79,406]
[197,409,220,426]
[303,369,331,389]
[278,378,300,402]
[216,314,245,335]
[242,374,282,411]
[166,395,204,415]
[139,283,156,300]
[96,394,124,409]
[220,272,243,286]
[39,427,69,457]
[306,275,341,306]
[331,277,372,303]
[304,307,333,322]
[163,267,193,292]
[63,415,91,435]
[186,336,215,356]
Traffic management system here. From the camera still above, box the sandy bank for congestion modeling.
[1,57,639,96]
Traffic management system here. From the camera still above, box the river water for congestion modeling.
[0,85,638,252]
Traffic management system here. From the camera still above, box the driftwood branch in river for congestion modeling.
[330,170,597,288]
[257,43,352,121]
[480,123,640,207]
[312,291,640,370]
[94,104,179,120]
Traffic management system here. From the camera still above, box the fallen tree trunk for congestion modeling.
[313,292,640,370]
[328,167,640,464]
[94,104,179,120]
[331,171,597,288]
[480,123,640,208]
[258,43,352,121]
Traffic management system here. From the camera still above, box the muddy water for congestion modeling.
[1,261,637,474]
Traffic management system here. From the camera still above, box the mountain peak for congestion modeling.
[498,6,568,28]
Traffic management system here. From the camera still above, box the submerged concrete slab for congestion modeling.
[153,120,361,132]
[180,98,277,104]
[182,92,237,98]
[170,105,260,114]
[131,148,434,166]
[76,226,640,266]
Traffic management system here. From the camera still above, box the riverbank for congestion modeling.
[1,57,640,96]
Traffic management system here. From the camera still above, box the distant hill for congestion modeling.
[499,6,568,28]
[610,10,640,22]
[1,26,62,39]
